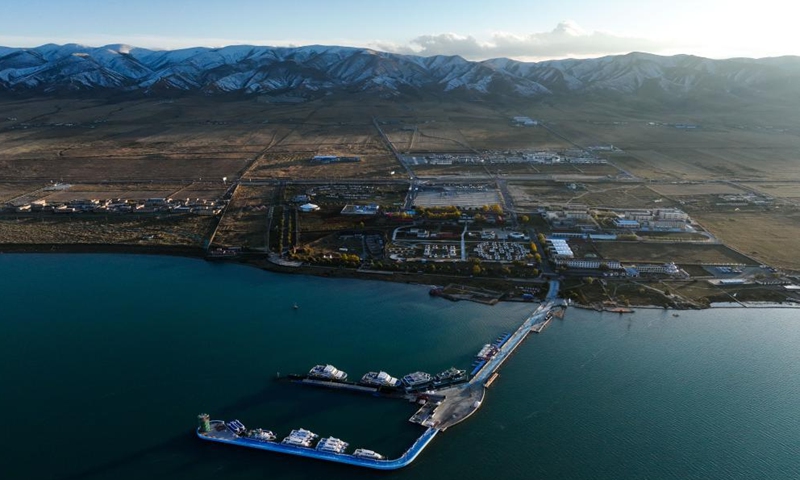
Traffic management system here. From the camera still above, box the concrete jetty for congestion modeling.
[411,280,562,430]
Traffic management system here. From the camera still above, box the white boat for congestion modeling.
[402,371,432,388]
[308,364,348,381]
[248,428,276,442]
[353,448,385,460]
[360,371,401,388]
[226,419,246,435]
[281,428,318,447]
[316,436,349,454]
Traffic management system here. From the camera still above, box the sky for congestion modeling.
[1,0,798,61]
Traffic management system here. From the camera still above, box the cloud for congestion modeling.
[0,22,691,61]
[375,21,680,61]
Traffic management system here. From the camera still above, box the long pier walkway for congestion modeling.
[421,280,562,430]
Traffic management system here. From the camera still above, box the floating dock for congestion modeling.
[198,419,438,470]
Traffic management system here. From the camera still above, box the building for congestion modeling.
[341,204,380,215]
[557,259,623,270]
[614,219,640,229]
[545,238,574,259]
[299,203,320,212]
[628,262,682,276]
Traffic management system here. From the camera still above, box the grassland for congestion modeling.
[211,185,276,249]
[692,211,800,270]
[545,122,800,181]
[509,183,676,209]
[749,183,800,199]
[594,241,755,265]
[648,183,747,196]
[0,214,214,246]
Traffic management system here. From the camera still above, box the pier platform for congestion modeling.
[198,420,438,470]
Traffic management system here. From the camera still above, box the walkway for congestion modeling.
[199,425,438,470]
[425,280,561,430]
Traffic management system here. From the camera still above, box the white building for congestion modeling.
[299,203,320,212]
[546,238,574,258]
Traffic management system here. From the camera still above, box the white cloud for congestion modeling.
[375,21,682,61]
[2,21,792,61]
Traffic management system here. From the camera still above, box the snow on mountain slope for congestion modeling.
[0,44,797,99]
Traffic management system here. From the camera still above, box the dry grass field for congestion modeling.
[246,152,399,180]
[692,211,800,270]
[0,183,36,202]
[379,104,573,153]
[749,183,800,199]
[211,185,276,249]
[539,120,800,181]
[510,183,676,209]
[594,241,755,265]
[0,214,214,246]
[649,183,747,196]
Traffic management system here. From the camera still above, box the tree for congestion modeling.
[521,214,530,224]
[472,264,483,275]
[534,253,542,263]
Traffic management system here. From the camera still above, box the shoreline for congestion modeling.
[0,242,206,258]
[2,243,796,310]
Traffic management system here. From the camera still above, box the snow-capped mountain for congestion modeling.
[0,43,797,99]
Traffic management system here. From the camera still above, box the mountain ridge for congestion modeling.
[0,43,798,101]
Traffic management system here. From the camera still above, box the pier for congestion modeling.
[410,280,562,430]
[198,420,438,470]
[200,279,563,469]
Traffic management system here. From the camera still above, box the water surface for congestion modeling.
[1,254,799,479]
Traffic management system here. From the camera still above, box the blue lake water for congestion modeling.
[1,254,799,479]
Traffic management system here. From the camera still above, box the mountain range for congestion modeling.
[0,43,798,101]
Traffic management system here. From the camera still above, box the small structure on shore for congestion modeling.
[299,203,320,212]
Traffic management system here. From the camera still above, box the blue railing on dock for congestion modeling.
[198,426,439,470]
[470,360,487,377]
[493,332,512,348]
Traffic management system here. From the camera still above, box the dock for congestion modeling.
[198,420,438,470]
[199,279,564,469]
[409,280,563,431]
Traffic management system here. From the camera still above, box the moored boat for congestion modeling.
[402,371,432,388]
[308,364,348,381]
[316,436,349,454]
[353,448,385,460]
[360,371,402,388]
[226,419,246,435]
[248,428,276,442]
[282,428,318,447]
